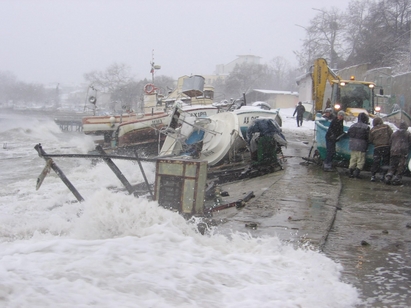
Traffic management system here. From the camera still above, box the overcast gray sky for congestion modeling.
[1,0,349,85]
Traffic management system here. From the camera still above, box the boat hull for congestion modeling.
[159,111,241,166]
[117,112,170,148]
[117,105,219,150]
[82,113,137,135]
[315,118,374,168]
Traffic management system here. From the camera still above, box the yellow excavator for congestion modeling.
[311,58,377,119]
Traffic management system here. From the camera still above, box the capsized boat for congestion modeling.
[158,108,241,166]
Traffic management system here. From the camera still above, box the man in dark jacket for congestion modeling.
[347,112,370,178]
[322,108,335,121]
[369,117,393,182]
[293,102,305,127]
[385,121,411,185]
[324,110,345,171]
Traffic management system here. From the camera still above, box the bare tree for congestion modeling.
[269,56,298,90]
[224,63,274,99]
[297,7,345,70]
[83,63,134,93]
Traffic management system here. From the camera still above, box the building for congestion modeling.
[245,89,299,109]
[214,55,262,75]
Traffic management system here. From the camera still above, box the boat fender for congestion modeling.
[109,116,116,127]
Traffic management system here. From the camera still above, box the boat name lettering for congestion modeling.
[152,119,163,125]
[243,116,260,124]
[189,111,208,117]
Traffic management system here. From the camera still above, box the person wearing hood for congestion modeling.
[385,121,411,185]
[369,117,393,182]
[293,102,305,127]
[347,112,370,178]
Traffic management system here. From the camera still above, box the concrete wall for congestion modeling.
[392,72,411,114]
[337,63,370,81]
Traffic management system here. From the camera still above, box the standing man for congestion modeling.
[324,110,345,171]
[322,108,335,121]
[293,102,305,127]
[347,113,370,178]
[369,117,393,182]
[385,121,411,185]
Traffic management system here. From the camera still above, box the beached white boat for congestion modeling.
[232,102,282,139]
[158,109,241,166]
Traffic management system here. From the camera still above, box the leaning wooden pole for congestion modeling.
[134,150,154,199]
[95,145,135,195]
[34,143,84,202]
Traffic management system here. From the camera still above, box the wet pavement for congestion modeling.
[212,127,411,307]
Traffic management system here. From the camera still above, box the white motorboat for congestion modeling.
[232,102,282,139]
[158,109,241,166]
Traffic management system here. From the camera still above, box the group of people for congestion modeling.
[323,109,411,185]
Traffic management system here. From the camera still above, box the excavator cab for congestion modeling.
[331,81,375,118]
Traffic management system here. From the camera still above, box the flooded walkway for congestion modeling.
[324,171,411,307]
[213,127,411,307]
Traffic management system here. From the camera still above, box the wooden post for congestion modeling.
[34,144,84,202]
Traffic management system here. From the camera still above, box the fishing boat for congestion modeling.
[232,102,282,139]
[158,108,241,166]
[160,75,214,108]
[313,109,411,169]
[116,104,218,153]
[313,116,374,168]
[82,112,137,139]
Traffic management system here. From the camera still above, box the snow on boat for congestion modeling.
[158,109,241,166]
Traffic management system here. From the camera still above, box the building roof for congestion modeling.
[250,89,299,96]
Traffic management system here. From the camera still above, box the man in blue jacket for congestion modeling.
[347,112,370,178]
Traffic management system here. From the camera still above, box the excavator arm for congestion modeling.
[311,58,339,118]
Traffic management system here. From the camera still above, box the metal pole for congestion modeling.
[34,144,84,202]
[134,150,154,199]
[95,145,135,195]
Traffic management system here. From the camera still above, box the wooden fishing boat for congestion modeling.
[116,104,219,153]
